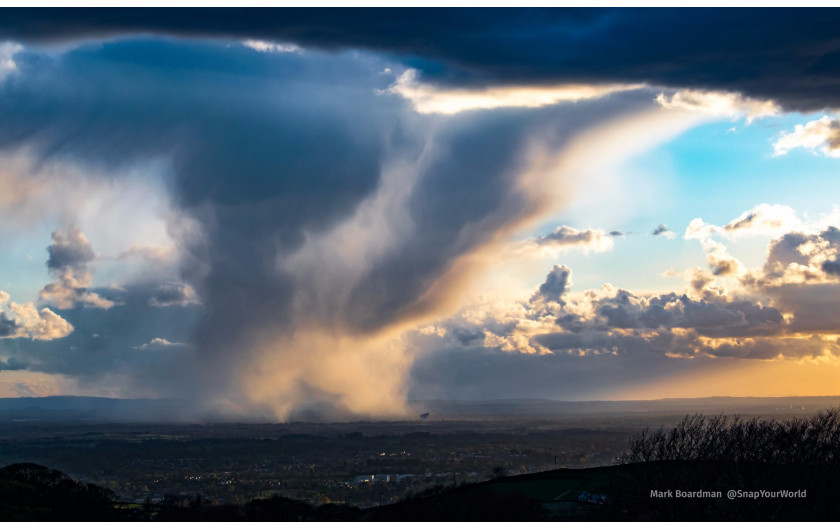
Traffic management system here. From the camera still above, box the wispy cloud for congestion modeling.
[134,337,191,351]
[0,42,22,81]
[516,225,614,257]
[241,39,300,54]
[383,69,642,114]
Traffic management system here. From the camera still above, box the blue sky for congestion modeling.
[543,111,840,294]
[2,9,840,419]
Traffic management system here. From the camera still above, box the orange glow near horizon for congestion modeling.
[611,356,840,400]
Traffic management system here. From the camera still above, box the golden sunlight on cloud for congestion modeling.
[1,291,74,340]
[384,69,643,114]
[514,226,614,257]
[399,104,711,325]
[238,95,755,418]
[773,116,840,158]
[261,113,646,417]
[656,89,780,123]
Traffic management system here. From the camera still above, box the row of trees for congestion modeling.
[621,408,840,465]
[607,409,840,520]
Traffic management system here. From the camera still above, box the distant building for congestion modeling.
[352,473,413,484]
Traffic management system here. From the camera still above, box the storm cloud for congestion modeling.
[2,9,840,111]
[2,11,839,414]
[0,33,670,417]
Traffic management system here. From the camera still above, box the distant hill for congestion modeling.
[408,396,840,419]
[0,463,118,521]
[0,396,154,411]
[0,396,184,423]
[0,395,838,423]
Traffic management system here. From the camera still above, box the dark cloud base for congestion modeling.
[2,8,840,111]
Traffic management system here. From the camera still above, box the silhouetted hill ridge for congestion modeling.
[2,394,838,421]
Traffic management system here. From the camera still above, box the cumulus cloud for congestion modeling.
[684,205,810,279]
[40,269,114,310]
[672,209,840,353]
[0,284,203,400]
[757,226,840,286]
[567,286,782,339]
[407,255,807,401]
[7,303,74,340]
[821,259,840,276]
[773,116,840,157]
[680,208,840,338]
[0,291,74,340]
[697,335,840,361]
[722,204,801,236]
[687,229,743,277]
[45,225,95,270]
[133,337,191,350]
[530,225,614,253]
[409,211,840,399]
[530,265,571,305]
[148,282,200,307]
[39,226,114,310]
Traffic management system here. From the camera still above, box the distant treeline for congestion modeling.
[601,409,840,520]
[621,408,840,465]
